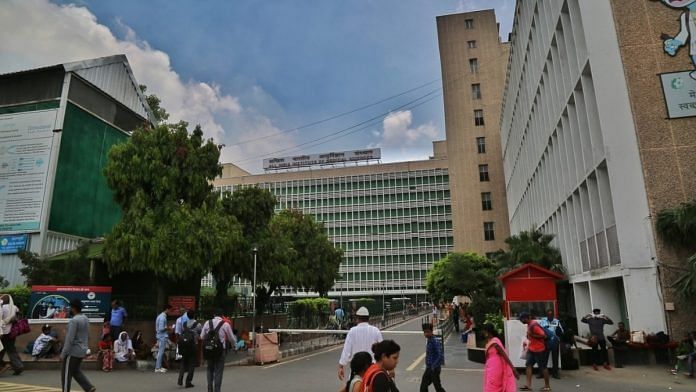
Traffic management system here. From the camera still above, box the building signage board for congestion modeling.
[0,109,58,233]
[660,72,696,119]
[168,295,197,316]
[263,148,381,170]
[29,285,112,320]
[0,233,28,254]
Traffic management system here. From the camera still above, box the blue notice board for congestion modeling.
[0,234,28,254]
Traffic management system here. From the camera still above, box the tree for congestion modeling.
[656,199,696,297]
[252,210,342,313]
[139,85,169,124]
[103,121,239,308]
[19,241,92,286]
[492,229,564,275]
[0,275,8,289]
[213,187,277,308]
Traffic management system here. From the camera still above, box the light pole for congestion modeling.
[252,247,258,346]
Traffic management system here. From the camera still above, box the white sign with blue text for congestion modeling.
[660,71,696,119]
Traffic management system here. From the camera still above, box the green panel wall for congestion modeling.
[48,103,127,238]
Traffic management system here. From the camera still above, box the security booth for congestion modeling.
[498,263,564,367]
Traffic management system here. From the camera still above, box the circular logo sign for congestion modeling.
[0,238,7,247]
[671,77,684,90]
[87,292,96,300]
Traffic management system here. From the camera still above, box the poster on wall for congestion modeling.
[0,109,58,233]
[0,233,28,254]
[168,296,197,316]
[29,285,112,320]
[660,71,696,119]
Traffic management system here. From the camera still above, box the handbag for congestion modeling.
[8,318,30,339]
[519,338,529,360]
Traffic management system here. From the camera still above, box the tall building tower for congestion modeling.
[437,11,510,256]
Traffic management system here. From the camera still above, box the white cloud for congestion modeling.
[368,110,441,163]
[0,0,291,170]
[456,0,488,12]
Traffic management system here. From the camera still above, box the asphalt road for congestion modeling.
[2,317,696,391]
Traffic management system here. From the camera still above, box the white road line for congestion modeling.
[406,352,426,371]
[262,345,343,369]
[441,368,484,372]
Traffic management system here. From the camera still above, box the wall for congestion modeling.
[609,0,696,337]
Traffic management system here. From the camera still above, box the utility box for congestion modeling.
[255,332,279,365]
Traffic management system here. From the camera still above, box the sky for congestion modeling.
[0,0,515,173]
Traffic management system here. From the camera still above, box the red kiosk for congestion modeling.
[498,263,564,367]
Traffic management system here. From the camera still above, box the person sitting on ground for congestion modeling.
[131,330,149,360]
[114,331,135,363]
[98,333,114,372]
[673,331,696,378]
[339,351,373,392]
[32,324,59,360]
[363,340,401,392]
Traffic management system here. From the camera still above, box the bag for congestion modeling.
[541,325,559,349]
[519,339,529,360]
[179,321,198,356]
[630,331,645,344]
[362,363,388,392]
[9,318,30,339]
[202,319,224,360]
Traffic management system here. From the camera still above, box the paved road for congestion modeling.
[2,317,695,391]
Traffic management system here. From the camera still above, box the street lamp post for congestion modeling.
[252,247,258,347]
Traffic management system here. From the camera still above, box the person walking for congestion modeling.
[363,340,401,392]
[338,307,383,381]
[200,310,236,392]
[519,312,550,392]
[335,307,345,328]
[451,304,460,333]
[174,308,190,360]
[420,322,445,392]
[177,316,201,388]
[581,308,613,371]
[154,304,172,373]
[108,300,127,342]
[60,299,95,392]
[339,351,373,392]
[482,323,518,392]
[0,294,23,375]
[538,309,563,379]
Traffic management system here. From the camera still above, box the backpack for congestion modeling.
[202,319,224,360]
[178,321,198,356]
[540,324,559,349]
[362,363,388,392]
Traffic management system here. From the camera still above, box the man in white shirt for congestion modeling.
[337,306,383,381]
[200,311,236,392]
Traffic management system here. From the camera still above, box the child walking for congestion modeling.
[421,322,446,392]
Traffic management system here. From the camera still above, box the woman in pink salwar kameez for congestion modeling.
[482,324,519,392]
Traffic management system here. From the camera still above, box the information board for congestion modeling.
[0,109,58,233]
[263,148,381,170]
[659,71,696,119]
[29,285,112,320]
[0,234,28,254]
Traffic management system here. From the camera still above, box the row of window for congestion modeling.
[342,253,448,266]
[268,175,450,195]
[280,190,450,207]
[328,221,453,236]
[306,205,453,222]
[339,237,455,251]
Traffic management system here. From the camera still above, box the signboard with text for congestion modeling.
[0,109,58,233]
[659,71,696,119]
[168,296,197,316]
[29,285,112,320]
[263,148,381,170]
[0,234,28,254]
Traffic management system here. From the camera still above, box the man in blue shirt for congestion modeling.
[539,309,563,379]
[155,304,173,373]
[421,322,446,392]
[109,300,128,342]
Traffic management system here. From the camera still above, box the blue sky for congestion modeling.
[2,0,515,172]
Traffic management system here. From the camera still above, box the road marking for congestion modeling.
[441,367,484,372]
[0,381,61,391]
[406,352,426,371]
[262,345,343,369]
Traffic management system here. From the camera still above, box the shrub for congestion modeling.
[288,298,331,328]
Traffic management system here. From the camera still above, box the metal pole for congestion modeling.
[252,247,258,346]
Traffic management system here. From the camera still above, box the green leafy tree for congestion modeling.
[213,187,277,308]
[139,85,169,124]
[656,199,696,297]
[426,252,500,322]
[492,229,564,275]
[19,241,94,286]
[0,275,8,289]
[252,210,342,313]
[103,122,239,308]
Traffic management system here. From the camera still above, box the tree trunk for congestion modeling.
[214,276,231,310]
[156,279,167,313]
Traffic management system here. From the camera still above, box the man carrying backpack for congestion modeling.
[200,310,236,392]
[519,312,551,392]
[177,315,201,388]
[538,309,563,379]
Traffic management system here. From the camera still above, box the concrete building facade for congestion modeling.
[0,55,153,285]
[213,149,452,297]
[500,0,696,336]
[437,11,511,257]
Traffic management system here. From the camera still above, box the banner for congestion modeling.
[263,148,381,170]
[0,109,58,233]
[29,285,112,320]
[0,234,28,254]
[168,295,196,316]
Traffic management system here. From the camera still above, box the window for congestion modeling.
[484,222,495,241]
[469,58,479,73]
[465,19,474,29]
[467,40,477,48]
[474,109,484,126]
[471,83,481,100]
[479,165,489,182]
[481,192,492,211]
[476,137,486,153]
